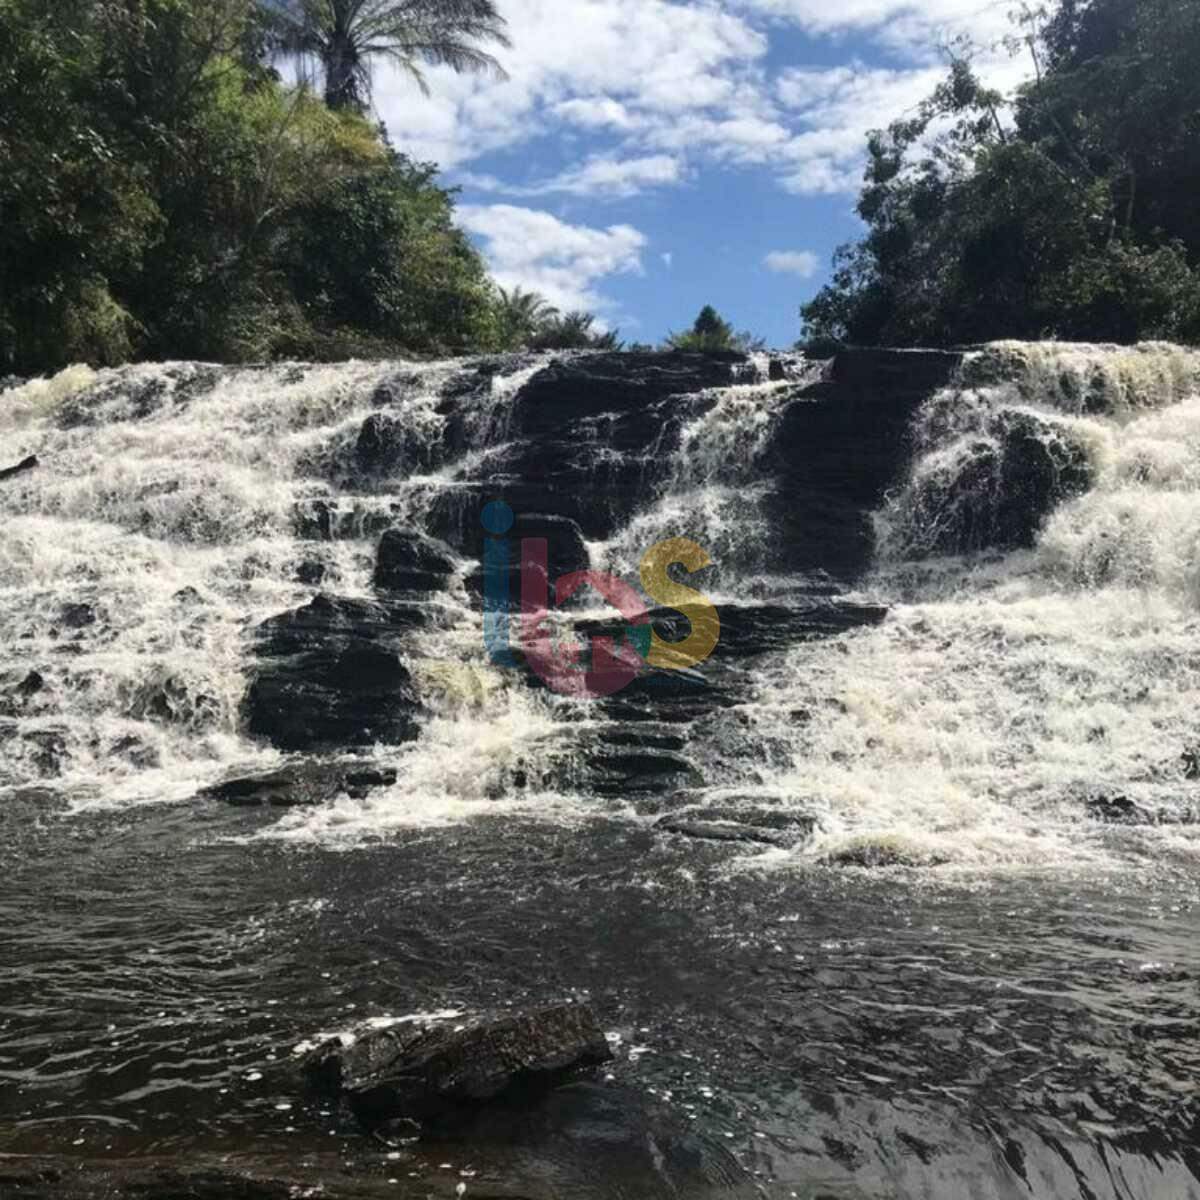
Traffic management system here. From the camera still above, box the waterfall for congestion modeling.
[3,343,1199,868]
[740,343,1200,869]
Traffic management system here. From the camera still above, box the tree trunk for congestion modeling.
[323,37,359,111]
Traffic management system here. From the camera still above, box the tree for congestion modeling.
[266,0,510,112]
[800,0,1200,347]
[0,0,507,372]
[494,286,558,348]
[666,305,763,352]
[530,310,622,351]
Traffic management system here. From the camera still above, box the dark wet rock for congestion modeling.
[21,729,69,776]
[655,806,817,848]
[1085,792,1152,825]
[173,585,203,605]
[586,600,889,664]
[599,665,739,725]
[824,839,950,868]
[1083,791,1199,827]
[0,454,37,482]
[109,735,160,770]
[899,408,1094,557]
[243,595,425,752]
[201,761,397,807]
[293,495,400,542]
[295,559,326,586]
[56,364,222,429]
[0,671,46,717]
[768,357,787,381]
[356,411,442,478]
[766,348,964,578]
[58,603,96,630]
[374,528,456,593]
[428,495,590,582]
[1183,747,1200,780]
[512,351,743,436]
[579,745,702,797]
[444,352,739,538]
[126,670,220,729]
[305,1003,613,1128]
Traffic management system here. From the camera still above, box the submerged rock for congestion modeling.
[200,762,398,807]
[655,806,817,848]
[243,594,424,752]
[304,1004,613,1128]
[823,837,951,868]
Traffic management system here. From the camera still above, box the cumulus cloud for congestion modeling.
[374,0,766,168]
[456,204,646,314]
[374,0,1030,198]
[765,250,820,277]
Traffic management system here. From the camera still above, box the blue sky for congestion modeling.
[373,0,1027,347]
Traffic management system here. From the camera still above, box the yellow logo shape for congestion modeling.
[639,537,720,670]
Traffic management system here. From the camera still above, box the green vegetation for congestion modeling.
[492,287,622,351]
[801,0,1200,348]
[0,0,517,374]
[265,0,509,113]
[667,305,765,353]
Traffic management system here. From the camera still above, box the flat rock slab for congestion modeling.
[200,762,398,807]
[304,1004,613,1128]
[656,806,817,848]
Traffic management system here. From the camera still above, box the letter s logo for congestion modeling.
[639,537,720,669]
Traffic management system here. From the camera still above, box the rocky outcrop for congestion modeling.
[469,352,743,537]
[766,349,964,577]
[304,1003,613,1128]
[243,594,424,752]
[356,410,441,478]
[901,408,1094,556]
[0,454,37,482]
[373,527,456,593]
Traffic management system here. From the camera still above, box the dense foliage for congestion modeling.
[801,0,1200,347]
[0,0,505,373]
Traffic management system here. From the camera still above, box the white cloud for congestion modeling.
[374,0,767,168]
[661,251,673,268]
[765,250,820,277]
[373,0,1031,199]
[547,154,684,197]
[733,0,1015,54]
[461,154,685,199]
[456,204,646,314]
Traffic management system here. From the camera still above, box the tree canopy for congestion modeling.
[800,0,1200,348]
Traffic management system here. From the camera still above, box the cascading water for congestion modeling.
[4,344,1200,1200]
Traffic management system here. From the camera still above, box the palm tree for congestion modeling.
[495,285,557,348]
[267,0,511,113]
[531,310,622,351]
